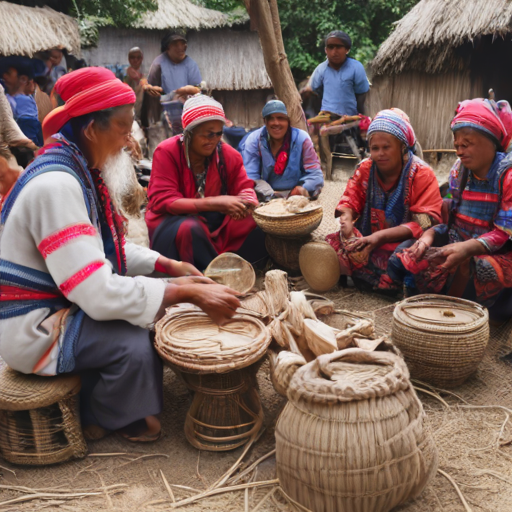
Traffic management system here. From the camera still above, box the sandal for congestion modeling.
[117,416,162,443]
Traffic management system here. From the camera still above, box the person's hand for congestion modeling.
[144,84,163,97]
[426,242,472,271]
[0,156,20,196]
[406,229,435,261]
[156,256,203,277]
[170,276,216,286]
[186,283,241,325]
[300,86,314,99]
[289,186,309,197]
[210,196,249,218]
[346,232,381,254]
[175,85,200,98]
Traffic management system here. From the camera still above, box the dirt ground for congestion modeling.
[4,155,512,512]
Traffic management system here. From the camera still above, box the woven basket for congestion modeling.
[253,205,323,238]
[265,235,312,272]
[299,241,340,292]
[204,252,255,294]
[392,294,489,388]
[0,358,87,465]
[276,349,438,512]
[155,310,271,374]
[180,364,263,451]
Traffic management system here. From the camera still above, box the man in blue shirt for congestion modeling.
[142,32,202,134]
[240,100,324,201]
[302,30,369,176]
[306,30,369,117]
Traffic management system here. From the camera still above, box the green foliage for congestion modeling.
[278,0,419,78]
[198,0,243,11]
[71,0,158,27]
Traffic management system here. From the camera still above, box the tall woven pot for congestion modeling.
[275,348,438,512]
[392,294,489,388]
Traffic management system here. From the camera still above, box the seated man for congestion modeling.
[0,70,239,443]
[239,100,324,201]
[146,95,266,270]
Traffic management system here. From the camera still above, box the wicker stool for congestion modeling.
[180,362,264,451]
[0,358,87,465]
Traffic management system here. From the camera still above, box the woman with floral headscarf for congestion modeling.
[326,108,442,291]
[391,98,512,320]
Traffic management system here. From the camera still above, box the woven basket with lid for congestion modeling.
[392,294,489,388]
[0,358,87,465]
[275,348,438,512]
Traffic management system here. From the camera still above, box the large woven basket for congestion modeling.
[275,349,438,512]
[265,234,312,272]
[154,309,271,374]
[392,294,489,388]
[0,358,87,465]
[252,204,323,238]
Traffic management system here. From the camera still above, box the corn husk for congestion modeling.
[303,319,338,357]
[268,349,307,397]
[264,270,289,317]
[289,291,317,320]
[240,292,270,320]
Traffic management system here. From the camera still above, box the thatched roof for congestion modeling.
[0,2,80,57]
[135,0,245,31]
[187,29,271,90]
[371,0,512,75]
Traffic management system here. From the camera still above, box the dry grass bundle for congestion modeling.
[276,348,438,512]
[392,295,489,388]
[154,310,271,374]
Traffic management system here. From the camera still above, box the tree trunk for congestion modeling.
[247,0,307,131]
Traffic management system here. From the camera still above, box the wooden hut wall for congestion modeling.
[212,89,272,129]
[367,70,483,150]
[81,28,164,74]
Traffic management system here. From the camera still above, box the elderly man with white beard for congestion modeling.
[0,69,240,443]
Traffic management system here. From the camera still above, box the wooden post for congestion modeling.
[246,0,307,131]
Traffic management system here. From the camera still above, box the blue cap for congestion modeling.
[262,100,288,119]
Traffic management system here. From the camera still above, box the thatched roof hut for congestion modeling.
[0,1,80,57]
[367,0,512,149]
[82,0,271,128]
[134,0,232,31]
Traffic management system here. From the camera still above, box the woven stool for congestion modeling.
[265,234,312,272]
[0,358,87,465]
[180,362,264,451]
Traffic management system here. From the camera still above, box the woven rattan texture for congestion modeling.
[265,234,312,272]
[0,358,81,411]
[155,310,271,374]
[392,295,489,388]
[0,392,87,465]
[253,205,323,238]
[204,252,255,294]
[276,348,438,512]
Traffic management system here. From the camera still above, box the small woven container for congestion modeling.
[0,358,87,465]
[265,235,312,272]
[205,252,255,294]
[253,204,323,238]
[276,349,438,512]
[155,309,271,450]
[299,241,340,292]
[392,294,489,388]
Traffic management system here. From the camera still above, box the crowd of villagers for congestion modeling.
[1,64,512,443]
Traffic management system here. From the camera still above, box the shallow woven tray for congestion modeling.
[392,294,489,388]
[253,204,323,238]
[154,310,271,374]
[204,252,255,294]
